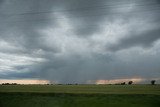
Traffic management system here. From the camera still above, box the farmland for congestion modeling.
[0,84,160,107]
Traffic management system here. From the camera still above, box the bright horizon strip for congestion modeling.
[0,78,159,84]
[95,78,145,84]
[0,79,50,84]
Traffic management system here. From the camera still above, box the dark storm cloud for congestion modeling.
[61,0,137,36]
[0,0,60,53]
[108,28,160,51]
[0,70,38,79]
[0,0,160,83]
[0,0,4,6]
[62,0,108,36]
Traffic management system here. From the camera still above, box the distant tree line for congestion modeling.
[113,80,156,85]
[115,81,133,85]
[1,83,18,85]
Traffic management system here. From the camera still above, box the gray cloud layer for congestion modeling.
[0,0,160,83]
[108,28,160,51]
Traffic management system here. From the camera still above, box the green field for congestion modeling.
[0,85,160,107]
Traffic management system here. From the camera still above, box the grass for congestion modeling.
[0,84,160,107]
[0,84,160,94]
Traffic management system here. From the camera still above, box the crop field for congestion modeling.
[0,85,160,107]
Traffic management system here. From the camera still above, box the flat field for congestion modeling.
[0,85,160,107]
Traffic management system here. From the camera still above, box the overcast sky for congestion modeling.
[0,0,160,84]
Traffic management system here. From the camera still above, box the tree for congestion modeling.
[128,81,133,85]
[151,80,156,85]
[121,82,126,85]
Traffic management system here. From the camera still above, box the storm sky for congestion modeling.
[0,0,160,84]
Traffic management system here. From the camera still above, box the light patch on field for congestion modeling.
[0,79,50,84]
[95,78,144,84]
